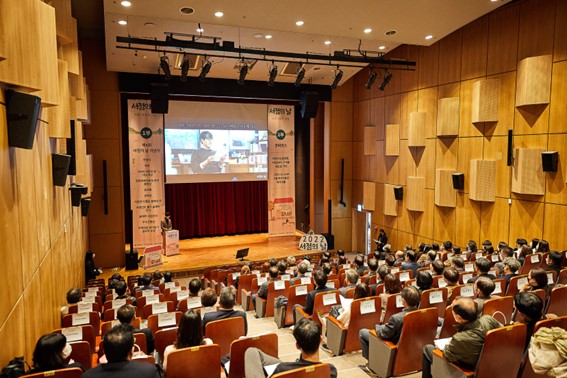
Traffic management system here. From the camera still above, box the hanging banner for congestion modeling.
[267,105,295,236]
[128,99,165,248]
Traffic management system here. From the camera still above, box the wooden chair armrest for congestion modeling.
[326,315,347,331]
[432,348,475,377]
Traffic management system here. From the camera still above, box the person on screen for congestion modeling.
[161,211,172,233]
[190,131,226,173]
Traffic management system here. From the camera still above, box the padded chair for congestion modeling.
[507,274,529,297]
[459,271,476,284]
[176,296,202,312]
[241,276,260,311]
[213,269,229,295]
[447,285,475,304]
[382,294,404,324]
[283,284,314,327]
[22,368,83,378]
[62,312,100,336]
[419,288,448,318]
[142,301,174,319]
[147,311,182,335]
[557,268,567,285]
[166,344,221,378]
[545,286,567,316]
[520,316,567,378]
[432,323,526,378]
[326,279,341,290]
[103,298,133,313]
[255,280,290,318]
[438,305,458,339]
[159,281,180,292]
[226,333,278,378]
[519,253,543,275]
[482,296,514,324]
[368,307,438,377]
[102,308,117,321]
[394,270,414,283]
[136,293,165,315]
[155,327,178,362]
[67,302,100,314]
[134,289,160,299]
[54,325,96,354]
[271,364,331,378]
[492,278,507,296]
[67,341,91,370]
[294,290,340,328]
[204,316,246,355]
[326,296,381,355]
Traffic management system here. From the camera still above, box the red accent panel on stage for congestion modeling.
[165,181,268,238]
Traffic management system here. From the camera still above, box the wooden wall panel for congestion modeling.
[416,138,436,190]
[437,97,460,137]
[354,100,370,142]
[34,122,53,261]
[406,177,425,212]
[52,0,74,45]
[385,155,399,185]
[438,30,462,85]
[333,217,353,252]
[0,3,4,61]
[435,138,457,170]
[384,184,398,216]
[23,270,48,361]
[332,77,353,103]
[516,55,552,107]
[0,301,26,367]
[480,198,511,245]
[58,18,79,75]
[384,94,401,125]
[352,180,363,211]
[417,87,438,138]
[461,16,489,80]
[352,141,364,181]
[455,194,481,248]
[543,203,567,252]
[459,79,482,137]
[397,197,413,234]
[373,182,385,227]
[549,62,567,134]
[484,136,511,198]
[329,142,353,181]
[45,60,71,138]
[433,206,455,243]
[435,169,456,208]
[370,97,385,141]
[511,148,545,196]
[34,2,59,106]
[331,102,353,142]
[414,189,434,239]
[509,199,544,241]
[418,43,439,89]
[364,127,376,155]
[492,72,516,136]
[330,178,352,220]
[469,160,497,202]
[400,91,418,140]
[487,4,520,75]
[385,124,400,156]
[518,0,556,61]
[363,181,376,211]
[400,46,420,93]
[375,141,386,183]
[457,137,483,193]
[554,0,567,62]
[408,112,426,147]
[398,139,414,187]
[472,78,500,124]
[546,133,567,205]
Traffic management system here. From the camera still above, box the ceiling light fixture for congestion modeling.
[294,65,305,87]
[296,20,304,26]
[425,35,434,40]
[196,27,204,33]
[199,60,212,81]
[237,62,248,85]
[118,20,127,25]
[268,63,278,87]
[365,69,378,90]
[364,28,372,33]
[180,54,190,81]
[214,11,224,17]
[379,70,392,91]
[265,35,272,39]
[324,40,331,45]
[378,46,386,50]
[120,1,131,7]
[331,67,343,89]
[160,55,171,80]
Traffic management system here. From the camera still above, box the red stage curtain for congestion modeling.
[165,181,268,238]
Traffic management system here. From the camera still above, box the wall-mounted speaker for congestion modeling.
[394,186,403,201]
[542,151,558,172]
[151,83,169,114]
[5,90,41,149]
[299,91,319,119]
[69,184,88,207]
[52,153,71,187]
[66,121,77,176]
[81,197,91,216]
[452,173,465,190]
[507,129,513,166]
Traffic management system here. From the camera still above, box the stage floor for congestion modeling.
[104,232,318,279]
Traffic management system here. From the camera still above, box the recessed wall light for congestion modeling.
[364,28,372,34]
[120,1,131,7]
[324,40,332,45]
[196,27,204,33]
[214,11,224,17]
[425,35,434,40]
[378,46,386,50]
[296,20,304,26]
[265,35,272,39]
[118,20,127,25]
[254,33,264,39]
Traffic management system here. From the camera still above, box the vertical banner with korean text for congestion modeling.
[267,105,295,236]
[128,99,165,248]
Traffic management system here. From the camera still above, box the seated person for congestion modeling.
[199,287,218,313]
[359,286,420,374]
[116,304,154,353]
[393,250,405,267]
[321,262,333,277]
[401,250,421,276]
[502,257,521,288]
[135,273,159,292]
[430,260,445,277]
[371,265,390,295]
[416,271,433,294]
[294,270,333,323]
[188,278,201,297]
[467,258,497,284]
[473,277,496,315]
[339,269,359,297]
[202,287,247,335]
[520,268,550,298]
[28,333,83,374]
[442,267,460,305]
[364,259,379,284]
[379,274,403,323]
[493,262,505,278]
[291,261,310,285]
[163,310,212,370]
[354,254,366,277]
[114,281,137,307]
[84,325,159,378]
[61,288,82,317]
[163,271,173,283]
[244,318,337,378]
[513,292,544,349]
[277,260,288,276]
[545,251,563,274]
[234,264,251,289]
[253,266,279,307]
[422,297,502,378]
[451,256,465,272]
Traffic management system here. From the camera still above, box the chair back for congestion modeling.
[67,302,100,314]
[326,279,340,290]
[392,307,438,376]
[176,295,202,313]
[67,341,91,370]
[22,368,82,378]
[534,315,567,333]
[343,296,381,353]
[373,283,385,296]
[265,280,290,317]
[62,312,100,336]
[204,316,246,355]
[311,290,340,327]
[519,254,543,275]
[238,274,256,294]
[475,324,526,378]
[228,333,278,378]
[155,327,178,362]
[147,311,182,335]
[439,305,458,339]
[546,286,567,316]
[383,294,403,324]
[557,268,567,285]
[507,274,529,297]
[448,284,475,304]
[419,288,448,318]
[135,288,160,298]
[103,298,133,312]
[271,364,331,378]
[482,296,514,324]
[142,301,174,319]
[166,344,221,378]
[492,279,506,296]
[285,284,314,326]
[394,270,414,283]
[54,325,96,354]
[136,293,165,314]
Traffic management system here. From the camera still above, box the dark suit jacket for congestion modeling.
[303,286,334,315]
[273,357,337,378]
[83,360,160,378]
[202,308,248,335]
[467,273,497,284]
[401,261,421,276]
[375,307,417,344]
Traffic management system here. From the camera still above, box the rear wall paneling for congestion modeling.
[480,198,511,245]
[509,199,544,242]
[437,30,462,85]
[518,0,556,61]
[370,97,385,141]
[549,61,567,134]
[487,4,520,75]
[418,43,439,89]
[461,16,489,80]
[554,0,567,62]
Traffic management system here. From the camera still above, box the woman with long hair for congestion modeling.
[28,333,83,374]
[379,274,403,322]
[163,310,212,370]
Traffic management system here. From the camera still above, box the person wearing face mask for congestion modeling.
[28,333,84,374]
[85,250,102,286]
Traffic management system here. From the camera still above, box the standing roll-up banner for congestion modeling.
[267,105,296,236]
[128,99,165,248]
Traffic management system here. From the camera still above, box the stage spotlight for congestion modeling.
[268,63,278,87]
[331,67,343,89]
[379,70,393,91]
[160,55,171,80]
[365,69,378,90]
[199,60,212,81]
[237,63,248,85]
[294,65,305,87]
[180,55,190,82]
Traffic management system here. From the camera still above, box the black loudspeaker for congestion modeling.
[321,233,335,250]
[507,129,513,166]
[452,173,465,190]
[394,186,403,201]
[299,91,319,118]
[125,251,139,270]
[66,121,77,176]
[52,153,71,187]
[151,83,169,114]
[81,197,91,216]
[69,184,88,207]
[6,90,41,149]
[542,151,558,172]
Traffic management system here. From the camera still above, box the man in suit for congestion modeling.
[134,273,159,292]
[202,286,248,335]
[83,324,160,378]
[160,212,172,233]
[467,258,497,284]
[253,266,279,309]
[116,304,154,353]
[291,261,310,285]
[114,281,137,307]
[401,250,421,276]
[294,270,334,324]
[502,257,520,289]
[339,269,359,297]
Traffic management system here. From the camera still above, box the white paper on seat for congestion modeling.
[339,296,353,308]
[252,270,260,275]
[152,302,168,314]
[395,295,403,308]
[81,297,95,304]
[164,282,176,289]
[83,292,96,301]
[463,273,473,282]
[142,289,155,297]
[342,264,351,269]
[378,260,386,266]
[476,252,483,259]
[465,264,474,272]
[461,286,474,297]
[517,277,528,289]
[327,281,335,288]
[434,337,452,350]
[493,282,502,294]
[491,255,499,262]
[531,255,540,263]
[322,293,337,306]
[146,295,160,305]
[112,299,126,309]
[305,272,312,277]
[391,267,400,274]
[274,280,286,290]
[72,312,90,326]
[78,302,93,313]
[547,273,554,284]
[87,287,99,294]
[258,277,268,286]
[177,290,189,300]
[399,272,410,282]
[300,277,311,285]
[62,326,83,342]
[281,274,291,281]
[187,297,201,309]
[158,312,176,327]
[462,254,468,261]
[429,291,443,304]
[438,279,448,288]
[360,300,376,314]
[286,269,294,275]
[232,273,240,280]
[295,285,308,296]
[169,286,181,294]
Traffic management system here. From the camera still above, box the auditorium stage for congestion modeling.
[106,232,320,279]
